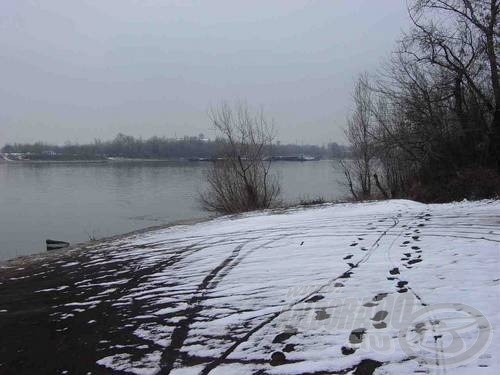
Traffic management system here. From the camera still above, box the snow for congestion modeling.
[35,285,69,293]
[33,199,500,374]
[61,261,79,267]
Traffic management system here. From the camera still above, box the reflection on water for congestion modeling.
[0,160,347,260]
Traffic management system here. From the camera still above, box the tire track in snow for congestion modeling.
[159,234,288,374]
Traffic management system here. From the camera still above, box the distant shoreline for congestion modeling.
[1,158,185,164]
[1,158,338,164]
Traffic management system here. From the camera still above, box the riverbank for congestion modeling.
[0,214,216,269]
[0,200,498,374]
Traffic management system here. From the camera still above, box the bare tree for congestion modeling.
[341,1,500,201]
[340,75,375,200]
[407,0,500,169]
[200,103,280,213]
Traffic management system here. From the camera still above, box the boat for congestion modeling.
[46,239,70,251]
[269,155,319,161]
[188,157,212,161]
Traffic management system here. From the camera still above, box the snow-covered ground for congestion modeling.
[1,199,499,374]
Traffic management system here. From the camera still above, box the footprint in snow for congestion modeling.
[389,267,400,275]
[408,258,422,265]
[270,352,286,366]
[414,322,427,334]
[305,295,324,303]
[349,328,366,344]
[350,242,358,247]
[373,321,387,329]
[343,254,353,260]
[340,346,356,355]
[341,346,356,355]
[371,310,388,321]
[354,359,383,374]
[283,344,295,353]
[272,328,298,343]
[372,293,388,302]
[315,309,330,321]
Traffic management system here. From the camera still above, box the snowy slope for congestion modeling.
[1,199,499,374]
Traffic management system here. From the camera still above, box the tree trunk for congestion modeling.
[373,173,389,199]
[486,2,500,171]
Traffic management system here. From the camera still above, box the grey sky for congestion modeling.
[0,0,410,145]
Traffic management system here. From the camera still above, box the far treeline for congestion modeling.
[1,133,348,161]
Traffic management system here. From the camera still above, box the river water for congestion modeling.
[0,160,348,260]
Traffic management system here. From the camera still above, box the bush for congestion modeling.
[298,196,327,206]
[409,168,500,202]
[200,103,281,214]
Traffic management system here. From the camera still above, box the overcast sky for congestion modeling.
[0,0,410,145]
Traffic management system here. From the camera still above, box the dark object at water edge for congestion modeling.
[46,239,70,251]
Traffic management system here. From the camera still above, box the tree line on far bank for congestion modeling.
[1,134,348,161]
